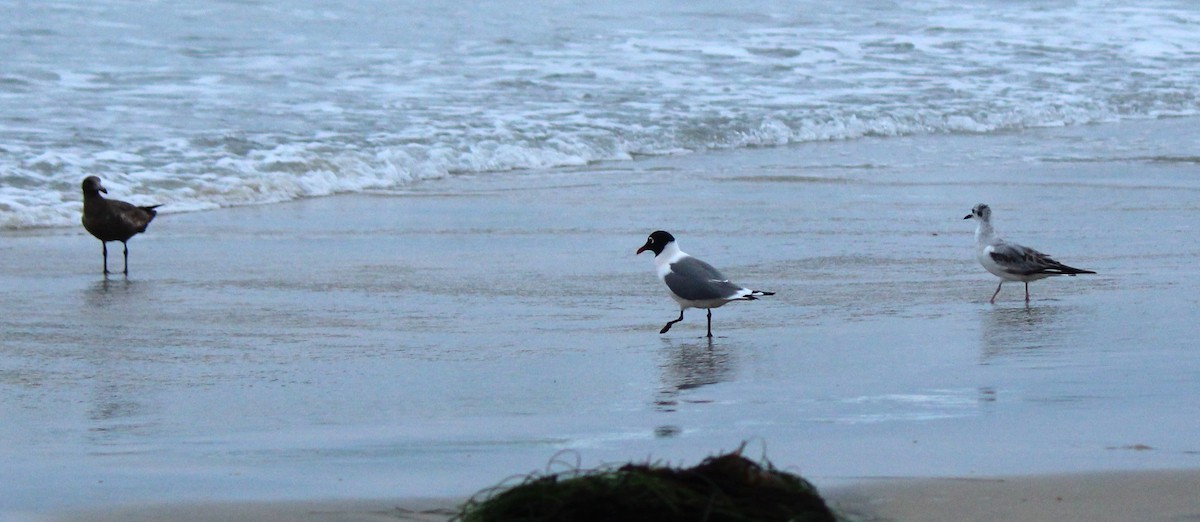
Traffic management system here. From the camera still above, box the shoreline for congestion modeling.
[5,118,1200,518]
[39,468,1200,522]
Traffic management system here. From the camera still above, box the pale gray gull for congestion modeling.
[965,203,1094,303]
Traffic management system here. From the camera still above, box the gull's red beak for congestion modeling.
[636,245,648,255]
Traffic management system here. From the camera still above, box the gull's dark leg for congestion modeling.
[660,310,684,334]
[706,309,713,338]
[990,281,1003,304]
[102,242,110,274]
[121,241,129,275]
[1024,282,1030,303]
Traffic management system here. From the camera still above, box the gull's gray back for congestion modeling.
[989,239,1059,276]
[664,256,742,301]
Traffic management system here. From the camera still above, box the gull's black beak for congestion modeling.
[963,214,972,220]
[100,187,108,194]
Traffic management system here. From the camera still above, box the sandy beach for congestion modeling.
[831,469,1200,522]
[4,117,1200,520]
[39,469,1200,521]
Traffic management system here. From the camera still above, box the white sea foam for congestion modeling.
[3,0,1200,228]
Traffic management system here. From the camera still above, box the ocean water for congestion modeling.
[4,1,1200,517]
[3,0,1200,228]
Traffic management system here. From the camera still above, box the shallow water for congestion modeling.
[2,117,1199,514]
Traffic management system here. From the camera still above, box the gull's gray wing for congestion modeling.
[664,256,744,301]
[988,239,1091,276]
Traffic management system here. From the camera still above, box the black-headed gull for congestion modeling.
[637,230,774,337]
[81,176,161,276]
[964,204,1094,303]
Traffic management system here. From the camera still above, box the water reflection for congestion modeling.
[79,279,159,449]
[654,425,682,439]
[85,277,137,300]
[81,347,159,452]
[81,278,158,330]
[979,304,1072,361]
[654,338,735,413]
[87,382,147,428]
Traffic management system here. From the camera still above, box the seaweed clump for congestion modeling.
[455,448,837,522]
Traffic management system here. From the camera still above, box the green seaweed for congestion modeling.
[455,448,837,522]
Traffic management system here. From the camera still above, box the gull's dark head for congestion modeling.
[636,230,675,256]
[964,203,990,222]
[82,176,107,196]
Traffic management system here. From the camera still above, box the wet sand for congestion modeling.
[46,498,458,522]
[4,117,1200,519]
[829,469,1200,522]
[41,469,1200,522]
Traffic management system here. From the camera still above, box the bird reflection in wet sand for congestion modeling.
[84,278,143,312]
[654,338,735,413]
[979,304,1071,361]
[87,277,133,297]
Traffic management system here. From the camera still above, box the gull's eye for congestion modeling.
[647,237,654,243]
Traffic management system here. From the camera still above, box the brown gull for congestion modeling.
[81,176,161,276]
